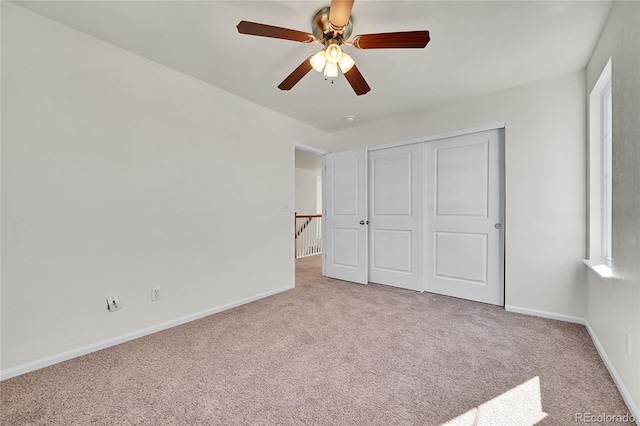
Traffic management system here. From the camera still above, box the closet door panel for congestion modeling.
[425,129,504,306]
[368,144,424,291]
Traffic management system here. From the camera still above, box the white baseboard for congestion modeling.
[0,284,294,381]
[504,304,586,325]
[505,304,638,424]
[585,320,640,425]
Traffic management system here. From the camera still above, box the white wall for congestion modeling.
[0,3,330,372]
[585,1,640,412]
[330,70,587,319]
[295,168,318,215]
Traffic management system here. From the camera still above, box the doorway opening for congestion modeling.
[294,145,325,286]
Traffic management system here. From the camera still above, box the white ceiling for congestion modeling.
[12,0,612,133]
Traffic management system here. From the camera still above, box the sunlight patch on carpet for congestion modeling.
[441,376,547,426]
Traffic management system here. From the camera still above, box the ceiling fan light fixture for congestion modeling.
[338,52,355,73]
[237,0,431,96]
[324,62,339,78]
[325,41,342,64]
[310,50,327,72]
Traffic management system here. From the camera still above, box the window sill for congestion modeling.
[582,259,614,285]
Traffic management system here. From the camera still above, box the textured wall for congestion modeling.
[585,0,640,412]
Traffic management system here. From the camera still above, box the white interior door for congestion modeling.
[368,144,424,291]
[324,149,368,284]
[425,129,504,305]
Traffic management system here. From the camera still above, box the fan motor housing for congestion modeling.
[312,7,353,42]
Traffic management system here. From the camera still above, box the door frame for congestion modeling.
[367,122,506,152]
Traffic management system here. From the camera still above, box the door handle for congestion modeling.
[494,223,502,229]
[359,220,365,225]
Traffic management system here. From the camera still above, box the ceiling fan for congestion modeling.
[236,0,430,96]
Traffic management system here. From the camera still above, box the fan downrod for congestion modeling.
[311,7,353,43]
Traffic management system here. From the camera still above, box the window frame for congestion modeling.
[601,80,612,267]
[585,58,613,280]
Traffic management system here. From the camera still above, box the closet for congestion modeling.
[324,128,504,306]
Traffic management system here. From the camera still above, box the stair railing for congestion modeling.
[295,214,322,258]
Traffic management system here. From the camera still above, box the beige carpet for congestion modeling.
[1,255,633,425]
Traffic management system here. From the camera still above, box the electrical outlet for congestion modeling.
[624,333,631,356]
[281,205,289,213]
[151,287,161,302]
[106,297,121,312]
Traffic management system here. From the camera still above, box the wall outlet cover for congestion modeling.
[106,297,121,312]
[152,287,161,302]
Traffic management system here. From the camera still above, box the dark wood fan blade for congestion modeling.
[278,56,314,91]
[329,0,355,29]
[237,21,315,43]
[353,31,430,49]
[343,64,370,96]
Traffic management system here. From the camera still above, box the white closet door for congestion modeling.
[425,129,504,305]
[368,144,424,291]
[324,149,368,284]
